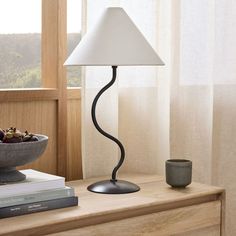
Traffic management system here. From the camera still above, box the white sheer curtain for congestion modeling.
[81,0,236,234]
[118,0,170,174]
[81,0,119,178]
[171,1,236,235]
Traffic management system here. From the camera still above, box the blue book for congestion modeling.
[0,186,75,208]
[0,196,78,218]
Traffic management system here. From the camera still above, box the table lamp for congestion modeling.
[65,7,164,194]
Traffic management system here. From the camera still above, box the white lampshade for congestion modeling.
[65,7,164,66]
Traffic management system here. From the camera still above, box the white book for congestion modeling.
[0,169,65,198]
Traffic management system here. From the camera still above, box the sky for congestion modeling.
[0,0,81,34]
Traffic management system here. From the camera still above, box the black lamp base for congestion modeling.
[87,179,140,194]
[88,67,140,194]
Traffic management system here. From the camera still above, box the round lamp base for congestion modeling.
[87,179,140,194]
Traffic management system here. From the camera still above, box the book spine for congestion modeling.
[0,187,75,208]
[0,197,78,219]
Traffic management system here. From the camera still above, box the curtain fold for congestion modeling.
[81,0,119,178]
[170,1,236,235]
[81,0,236,234]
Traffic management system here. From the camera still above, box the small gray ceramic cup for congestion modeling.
[165,159,192,188]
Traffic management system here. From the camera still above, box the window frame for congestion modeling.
[0,0,82,179]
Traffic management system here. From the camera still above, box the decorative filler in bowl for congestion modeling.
[0,127,48,183]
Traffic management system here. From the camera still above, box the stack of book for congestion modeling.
[0,169,78,218]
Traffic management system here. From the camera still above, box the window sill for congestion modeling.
[0,88,58,102]
[0,88,81,102]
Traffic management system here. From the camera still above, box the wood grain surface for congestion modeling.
[67,98,82,180]
[48,201,220,236]
[0,174,224,236]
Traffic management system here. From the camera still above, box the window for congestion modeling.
[0,0,41,88]
[67,0,82,87]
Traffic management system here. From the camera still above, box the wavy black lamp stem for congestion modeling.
[91,66,124,181]
[87,66,140,194]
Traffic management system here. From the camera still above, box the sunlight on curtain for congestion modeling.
[118,0,169,175]
[82,0,119,178]
[171,1,236,235]
[171,0,214,184]
[212,1,236,235]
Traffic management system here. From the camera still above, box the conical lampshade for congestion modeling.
[65,7,164,66]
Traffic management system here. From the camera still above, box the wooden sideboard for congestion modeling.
[0,174,225,236]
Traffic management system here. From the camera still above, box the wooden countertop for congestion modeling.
[0,173,224,236]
